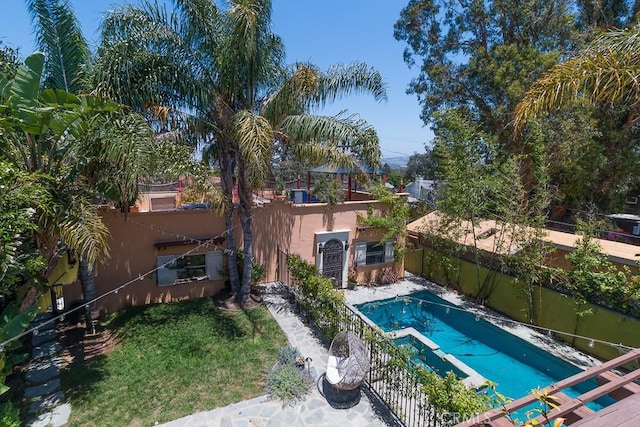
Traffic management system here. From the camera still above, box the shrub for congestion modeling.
[379,267,399,284]
[266,363,313,406]
[278,346,300,366]
[286,253,345,337]
[418,370,491,416]
[311,175,344,204]
[0,402,20,427]
[220,250,266,285]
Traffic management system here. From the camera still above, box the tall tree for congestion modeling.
[98,0,387,305]
[396,0,640,216]
[430,108,550,321]
[404,150,436,181]
[1,53,111,288]
[23,0,161,326]
[394,0,575,145]
[513,25,640,215]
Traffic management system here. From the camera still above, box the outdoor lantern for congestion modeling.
[318,242,324,253]
[50,283,65,314]
[344,241,350,251]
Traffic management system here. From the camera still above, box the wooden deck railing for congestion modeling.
[456,347,640,426]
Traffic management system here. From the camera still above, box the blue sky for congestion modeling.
[0,0,432,162]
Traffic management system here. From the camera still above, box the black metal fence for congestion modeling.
[278,248,445,426]
[329,304,444,427]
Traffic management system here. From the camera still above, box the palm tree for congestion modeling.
[514,25,640,131]
[97,0,387,305]
[22,0,158,325]
[26,0,90,93]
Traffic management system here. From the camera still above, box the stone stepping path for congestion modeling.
[22,312,71,427]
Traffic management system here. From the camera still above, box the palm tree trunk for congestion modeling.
[218,137,240,298]
[237,160,254,305]
[78,251,96,333]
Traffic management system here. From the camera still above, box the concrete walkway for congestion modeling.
[160,283,391,427]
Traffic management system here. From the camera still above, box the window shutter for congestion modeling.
[355,242,366,266]
[206,251,223,280]
[157,255,178,286]
[384,239,395,263]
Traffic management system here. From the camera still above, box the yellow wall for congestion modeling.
[408,246,640,361]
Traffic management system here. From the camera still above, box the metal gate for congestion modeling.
[322,239,343,288]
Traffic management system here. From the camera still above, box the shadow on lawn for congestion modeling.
[104,297,268,341]
[59,323,110,403]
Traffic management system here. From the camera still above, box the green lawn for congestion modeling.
[62,298,287,427]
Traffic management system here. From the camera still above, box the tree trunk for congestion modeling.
[236,159,254,305]
[78,251,96,333]
[217,137,240,298]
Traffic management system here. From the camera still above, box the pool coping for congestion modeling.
[393,327,488,389]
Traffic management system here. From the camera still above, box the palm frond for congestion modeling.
[514,25,640,131]
[84,111,155,207]
[261,63,320,125]
[221,0,284,105]
[26,0,89,93]
[588,26,640,54]
[292,142,361,172]
[228,0,270,63]
[316,62,387,107]
[280,113,369,144]
[55,197,110,265]
[96,3,208,111]
[231,110,274,187]
[173,0,221,51]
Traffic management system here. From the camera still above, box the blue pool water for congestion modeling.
[355,291,615,410]
[395,335,468,379]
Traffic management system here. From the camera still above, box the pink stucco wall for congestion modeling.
[65,200,403,314]
[64,208,228,315]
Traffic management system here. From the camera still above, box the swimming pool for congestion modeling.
[355,290,614,410]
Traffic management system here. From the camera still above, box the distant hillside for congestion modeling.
[381,156,408,169]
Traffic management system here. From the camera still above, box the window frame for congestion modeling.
[354,239,395,266]
[157,250,223,287]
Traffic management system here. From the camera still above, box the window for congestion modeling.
[354,240,395,266]
[157,251,223,286]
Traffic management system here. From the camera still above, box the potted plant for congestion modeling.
[347,263,358,289]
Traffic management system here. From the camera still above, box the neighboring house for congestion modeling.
[407,211,639,271]
[63,195,404,315]
[404,177,439,204]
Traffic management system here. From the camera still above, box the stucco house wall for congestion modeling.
[64,208,228,315]
[64,199,404,314]
[252,199,403,285]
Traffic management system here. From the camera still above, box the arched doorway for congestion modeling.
[322,239,344,288]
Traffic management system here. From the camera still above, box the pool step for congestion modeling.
[391,327,487,389]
